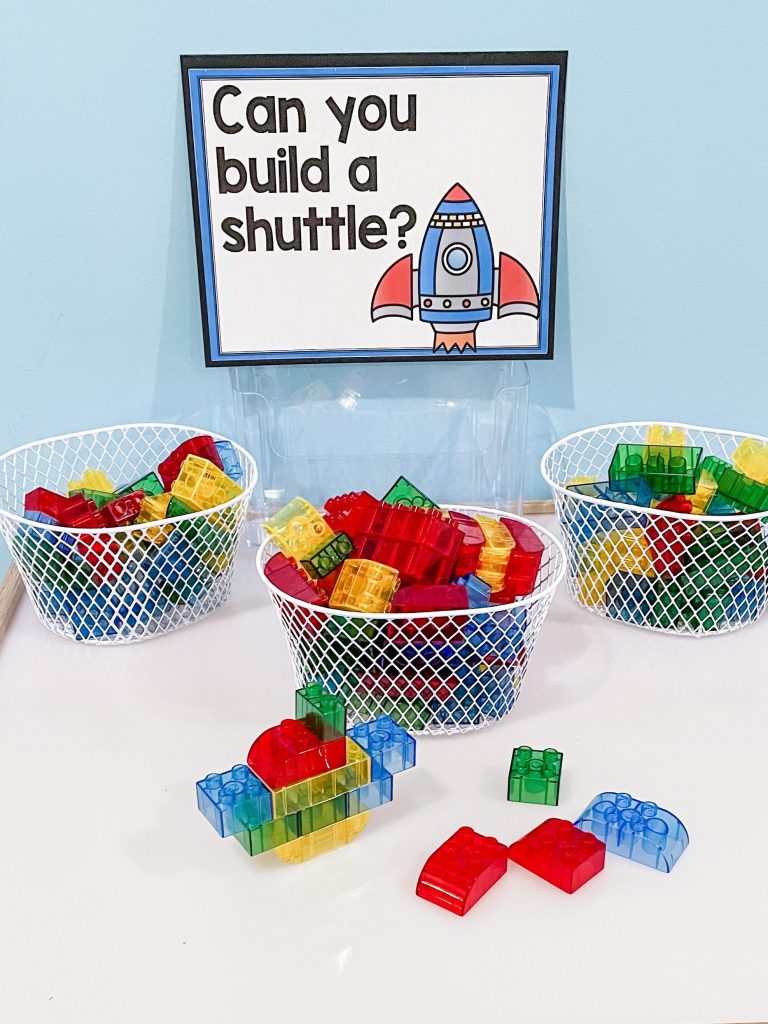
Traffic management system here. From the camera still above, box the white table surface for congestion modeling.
[1,517,765,1024]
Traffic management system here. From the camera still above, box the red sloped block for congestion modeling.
[492,517,544,602]
[508,818,606,894]
[247,719,346,791]
[24,487,68,522]
[388,583,469,644]
[157,435,223,490]
[264,552,328,605]
[324,491,377,535]
[353,503,462,586]
[448,512,486,577]
[416,826,508,916]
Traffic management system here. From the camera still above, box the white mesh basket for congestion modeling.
[257,507,565,735]
[0,423,256,644]
[541,422,768,637]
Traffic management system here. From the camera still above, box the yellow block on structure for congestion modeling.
[273,811,371,864]
[329,558,399,613]
[170,454,243,513]
[68,468,114,493]
[264,496,334,561]
[270,739,371,817]
[733,438,768,485]
[645,424,686,447]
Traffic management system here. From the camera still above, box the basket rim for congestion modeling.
[256,504,566,619]
[540,420,768,523]
[0,422,257,532]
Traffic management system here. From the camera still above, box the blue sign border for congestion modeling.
[181,53,567,366]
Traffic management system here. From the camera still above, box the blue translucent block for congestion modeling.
[197,764,272,837]
[40,579,167,639]
[146,531,208,605]
[566,485,647,543]
[575,791,689,872]
[707,495,737,515]
[456,573,492,608]
[386,643,476,676]
[347,715,416,774]
[605,571,654,625]
[726,576,767,625]
[429,676,507,726]
[21,515,80,559]
[347,758,393,815]
[465,607,526,662]
[215,440,244,483]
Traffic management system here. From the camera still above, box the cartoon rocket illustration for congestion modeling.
[371,184,539,353]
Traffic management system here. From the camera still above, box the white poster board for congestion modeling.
[182,53,566,365]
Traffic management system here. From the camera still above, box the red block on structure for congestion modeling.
[101,490,145,528]
[264,552,328,606]
[647,495,694,576]
[388,584,468,643]
[158,435,223,490]
[416,826,508,916]
[508,818,606,894]
[247,718,346,790]
[448,512,486,577]
[24,487,68,523]
[324,491,377,535]
[353,503,462,586]
[491,518,545,603]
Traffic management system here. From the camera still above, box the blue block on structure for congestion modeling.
[726,576,767,625]
[605,571,654,625]
[347,715,416,774]
[197,764,273,837]
[456,574,492,608]
[215,440,244,483]
[347,758,394,815]
[465,607,526,662]
[575,791,689,873]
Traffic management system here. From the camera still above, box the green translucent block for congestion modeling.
[652,573,730,632]
[69,488,115,509]
[507,746,562,805]
[295,683,347,741]
[609,444,702,495]
[235,812,300,856]
[12,534,92,591]
[116,472,164,498]
[716,467,768,513]
[167,497,194,518]
[301,532,354,579]
[699,456,731,483]
[347,689,430,732]
[305,616,383,683]
[297,793,348,835]
[381,475,439,510]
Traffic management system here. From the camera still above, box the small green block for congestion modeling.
[717,466,768,513]
[116,472,164,498]
[298,793,348,835]
[700,456,731,483]
[68,488,115,509]
[381,475,439,509]
[295,683,347,741]
[301,532,353,579]
[507,746,562,805]
[167,497,194,518]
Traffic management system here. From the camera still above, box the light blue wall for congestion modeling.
[2,0,767,573]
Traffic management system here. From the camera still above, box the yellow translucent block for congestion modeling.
[578,569,610,607]
[329,558,399,613]
[136,492,174,546]
[567,476,598,486]
[689,470,718,515]
[733,438,768,485]
[476,515,515,592]
[170,454,243,512]
[579,528,653,580]
[68,468,114,493]
[645,424,686,447]
[264,496,334,560]
[273,811,370,864]
[271,739,371,817]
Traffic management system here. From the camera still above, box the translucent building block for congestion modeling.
[707,494,737,515]
[494,518,544,601]
[416,826,508,916]
[214,440,244,482]
[716,466,768,513]
[475,515,515,592]
[381,475,439,509]
[345,688,430,732]
[247,718,347,791]
[270,738,370,816]
[146,531,210,605]
[295,683,347,741]
[135,493,175,546]
[69,488,115,509]
[264,552,328,605]
[329,558,400,613]
[196,764,272,837]
[605,571,654,624]
[726,575,767,624]
[167,497,194,518]
[273,811,370,864]
[449,512,486,576]
[101,491,145,528]
[68,468,114,494]
[12,532,93,591]
[576,528,653,607]
[300,531,353,579]
[353,503,462,586]
[508,818,606,893]
[234,810,301,856]
[465,606,526,663]
[347,715,416,774]
[574,791,689,872]
[507,746,562,805]
[170,454,243,512]
[456,573,492,607]
[346,758,393,815]
[732,438,768,485]
[324,491,378,535]
[116,471,164,498]
[688,469,719,515]
[158,435,223,490]
[609,444,702,495]
[645,424,685,446]
[264,496,334,561]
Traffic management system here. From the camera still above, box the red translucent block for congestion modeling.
[492,518,545,602]
[264,552,328,606]
[647,495,695,576]
[416,826,508,916]
[360,674,458,704]
[247,718,346,790]
[353,503,462,586]
[57,495,105,529]
[75,534,123,582]
[508,818,606,894]
[24,487,68,522]
[157,435,223,490]
[101,490,145,528]
[448,511,486,577]
[388,584,468,643]
[324,491,377,535]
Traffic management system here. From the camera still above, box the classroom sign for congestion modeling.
[181,53,567,366]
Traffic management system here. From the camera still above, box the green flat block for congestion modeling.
[235,812,300,856]
[609,444,702,495]
[381,475,439,510]
[700,456,731,483]
[116,472,164,498]
[295,683,346,741]
[301,532,353,579]
[507,746,562,805]
[717,467,768,513]
[298,793,348,835]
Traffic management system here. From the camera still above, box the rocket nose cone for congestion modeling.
[443,183,472,202]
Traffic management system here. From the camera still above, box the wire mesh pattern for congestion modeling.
[0,424,256,644]
[541,422,768,636]
[258,507,565,735]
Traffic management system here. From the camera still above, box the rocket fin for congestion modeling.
[371,255,414,321]
[495,253,540,319]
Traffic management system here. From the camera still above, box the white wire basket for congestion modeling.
[257,506,565,735]
[541,422,768,637]
[0,423,256,644]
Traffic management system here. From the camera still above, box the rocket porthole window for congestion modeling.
[442,244,473,275]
